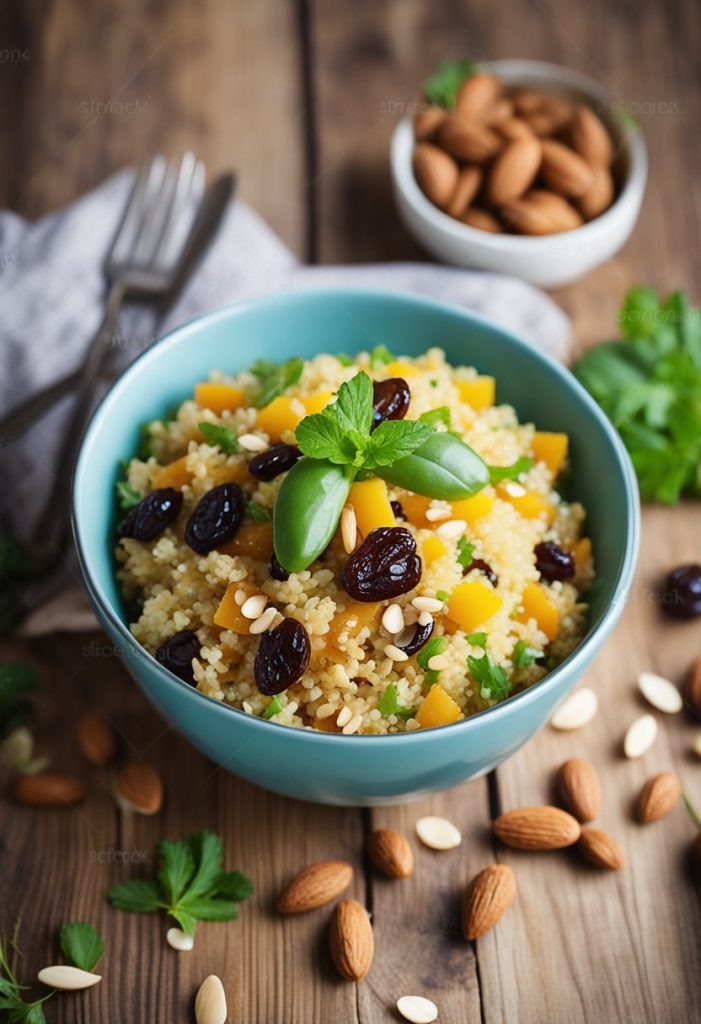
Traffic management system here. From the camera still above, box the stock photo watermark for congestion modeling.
[80,99,151,116]
[89,847,151,865]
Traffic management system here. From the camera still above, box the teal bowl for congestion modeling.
[73,288,639,806]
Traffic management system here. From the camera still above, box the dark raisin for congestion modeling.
[372,377,411,428]
[466,557,498,587]
[254,618,311,695]
[269,552,290,581]
[661,564,701,620]
[342,527,422,602]
[248,443,301,481]
[534,541,575,583]
[390,500,406,521]
[155,630,200,684]
[397,618,435,657]
[184,483,244,554]
[119,488,182,541]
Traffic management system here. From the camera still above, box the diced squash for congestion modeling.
[423,534,449,566]
[195,382,247,415]
[327,601,382,656]
[349,478,395,537]
[209,461,250,486]
[385,360,419,378]
[416,684,463,728]
[450,491,494,524]
[315,714,341,733]
[401,494,432,529]
[517,582,559,641]
[457,376,495,410]
[572,537,592,573]
[532,431,568,477]
[152,455,192,490]
[256,395,304,442]
[498,485,555,523]
[221,521,273,560]
[213,582,258,635]
[447,580,503,633]
[302,391,335,415]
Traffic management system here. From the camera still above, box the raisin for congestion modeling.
[372,377,411,429]
[155,630,200,684]
[119,488,182,541]
[184,483,244,554]
[248,443,301,482]
[254,618,311,695]
[397,617,435,657]
[466,557,498,587]
[342,527,422,602]
[390,499,406,521]
[534,541,574,583]
[269,552,290,581]
[661,564,701,620]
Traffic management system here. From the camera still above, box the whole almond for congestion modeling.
[540,139,593,197]
[277,860,353,913]
[485,97,514,126]
[194,974,227,1024]
[37,965,102,990]
[578,166,615,220]
[497,117,534,142]
[437,115,502,163]
[569,105,614,166]
[522,110,561,136]
[115,759,163,815]
[486,136,542,206]
[462,208,502,233]
[501,190,583,235]
[367,828,414,879]
[493,805,581,850]
[462,864,516,940]
[413,143,459,209]
[14,772,86,807]
[578,827,625,870]
[414,106,447,142]
[513,89,550,115]
[636,771,682,824]
[685,656,701,718]
[329,899,374,981]
[455,73,501,121]
[76,711,117,766]
[538,95,575,131]
[557,758,601,823]
[446,166,482,218]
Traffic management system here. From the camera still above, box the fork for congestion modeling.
[31,153,206,562]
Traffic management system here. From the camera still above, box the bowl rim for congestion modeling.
[73,285,640,745]
[391,57,649,251]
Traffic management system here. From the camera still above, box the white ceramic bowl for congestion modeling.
[390,59,648,287]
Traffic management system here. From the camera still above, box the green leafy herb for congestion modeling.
[199,421,238,455]
[429,378,439,388]
[436,589,450,603]
[456,537,475,569]
[136,422,154,460]
[263,695,283,719]
[422,59,476,110]
[369,345,394,368]
[107,830,253,936]
[116,480,141,512]
[0,923,52,1023]
[512,639,542,669]
[466,631,487,648]
[245,501,272,522]
[419,406,451,429]
[251,357,304,409]
[59,922,104,972]
[417,635,448,689]
[488,457,533,484]
[336,353,354,367]
[573,288,701,503]
[467,651,510,701]
[683,793,701,830]
[378,684,415,720]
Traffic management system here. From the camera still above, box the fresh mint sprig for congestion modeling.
[59,922,104,973]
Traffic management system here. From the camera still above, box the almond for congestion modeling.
[685,656,701,718]
[540,139,594,197]
[497,117,534,142]
[115,759,163,815]
[455,73,501,120]
[76,711,117,766]
[557,758,601,823]
[37,965,101,990]
[538,95,574,131]
[329,898,374,981]
[445,166,482,218]
[414,106,447,142]
[636,771,682,824]
[493,805,581,850]
[277,859,353,913]
[194,974,227,1024]
[14,772,86,807]
[486,136,541,206]
[462,208,502,233]
[485,97,514,126]
[437,115,502,164]
[501,190,582,235]
[578,166,615,220]
[413,143,459,209]
[578,827,625,870]
[367,828,414,879]
[513,89,550,115]
[462,864,516,940]
[568,105,614,166]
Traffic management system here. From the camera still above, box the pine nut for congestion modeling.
[341,504,357,554]
[427,654,450,671]
[418,611,434,627]
[503,481,526,497]
[412,596,444,613]
[435,519,467,541]
[385,644,409,662]
[234,588,248,606]
[238,432,268,452]
[248,606,278,634]
[425,506,451,522]
[382,603,404,634]
[241,594,268,619]
[166,927,194,952]
[337,706,353,727]
[342,714,363,735]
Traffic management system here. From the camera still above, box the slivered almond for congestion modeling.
[550,687,598,730]
[397,995,439,1023]
[578,827,625,870]
[277,860,353,913]
[636,771,682,824]
[486,136,542,206]
[38,965,101,990]
[415,815,461,850]
[493,805,581,850]
[195,974,227,1024]
[568,105,614,166]
[368,828,414,879]
[462,864,516,939]
[329,899,374,981]
[76,711,117,766]
[557,758,601,823]
[455,73,501,120]
[115,759,163,815]
[623,713,657,758]
[637,671,683,714]
[540,139,594,198]
[14,772,86,807]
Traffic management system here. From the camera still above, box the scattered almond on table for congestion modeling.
[637,672,683,715]
[276,860,353,913]
[415,814,462,850]
[37,965,102,991]
[550,686,598,730]
[14,772,86,807]
[114,759,163,815]
[623,713,658,759]
[194,975,227,1024]
[367,828,414,878]
[76,710,118,766]
[329,899,374,981]
[462,863,517,940]
[636,771,682,824]
[396,994,439,1024]
[577,827,625,871]
[493,805,581,850]
[557,758,601,823]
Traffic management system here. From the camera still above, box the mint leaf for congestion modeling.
[364,420,432,467]
[296,413,360,465]
[158,839,196,904]
[334,372,374,435]
[199,421,238,455]
[59,922,104,972]
[251,357,304,408]
[457,537,475,569]
[178,897,238,922]
[108,879,162,914]
[488,457,533,484]
[422,60,476,109]
[245,501,272,522]
[263,695,283,719]
[296,373,377,465]
[116,480,141,512]
[419,407,451,429]
[370,345,393,368]
[378,684,415,720]
[466,631,487,648]
[216,871,255,901]
[512,639,542,669]
[467,651,510,700]
[183,830,223,900]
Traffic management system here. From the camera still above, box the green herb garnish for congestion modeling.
[488,457,533,484]
[417,635,448,689]
[336,353,354,367]
[251,357,304,409]
[263,696,283,719]
[369,345,394,368]
[108,830,253,936]
[59,922,104,973]
[199,421,238,455]
[512,639,542,669]
[419,406,451,429]
[378,684,415,720]
[456,537,475,569]
[0,923,52,1023]
[466,631,488,648]
[422,59,476,110]
[467,651,510,701]
[116,480,141,512]
[245,501,272,522]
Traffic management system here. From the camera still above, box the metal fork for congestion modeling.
[31,153,206,561]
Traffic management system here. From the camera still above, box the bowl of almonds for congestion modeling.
[390,59,647,287]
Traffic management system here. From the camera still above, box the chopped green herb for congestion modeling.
[116,480,141,512]
[467,651,510,701]
[198,421,238,455]
[59,922,104,972]
[336,352,354,367]
[378,684,415,720]
[263,695,283,719]
[245,501,272,522]
[422,59,476,110]
[369,345,394,368]
[456,537,475,569]
[466,631,487,648]
[0,922,53,1022]
[419,406,451,429]
[512,639,542,669]
[417,635,448,689]
[488,457,533,484]
[429,378,439,388]
[436,589,450,603]
[251,357,304,409]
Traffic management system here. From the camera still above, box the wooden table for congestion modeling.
[2,2,700,1021]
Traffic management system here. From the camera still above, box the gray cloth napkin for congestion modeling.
[0,170,571,635]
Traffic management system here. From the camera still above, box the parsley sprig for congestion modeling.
[512,639,542,669]
[199,421,238,455]
[467,651,510,701]
[251,357,304,409]
[0,924,52,1023]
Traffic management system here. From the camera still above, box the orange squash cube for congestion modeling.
[194,382,247,415]
[416,684,463,728]
[532,431,569,477]
[450,491,494,524]
[302,391,335,415]
[457,376,496,410]
[422,534,449,566]
[256,395,303,442]
[152,455,192,490]
[401,494,432,529]
[221,521,273,561]
[572,537,592,573]
[213,582,259,635]
[327,601,382,656]
[447,580,503,633]
[517,582,559,641]
[498,485,555,523]
[349,478,396,537]
[385,360,419,378]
